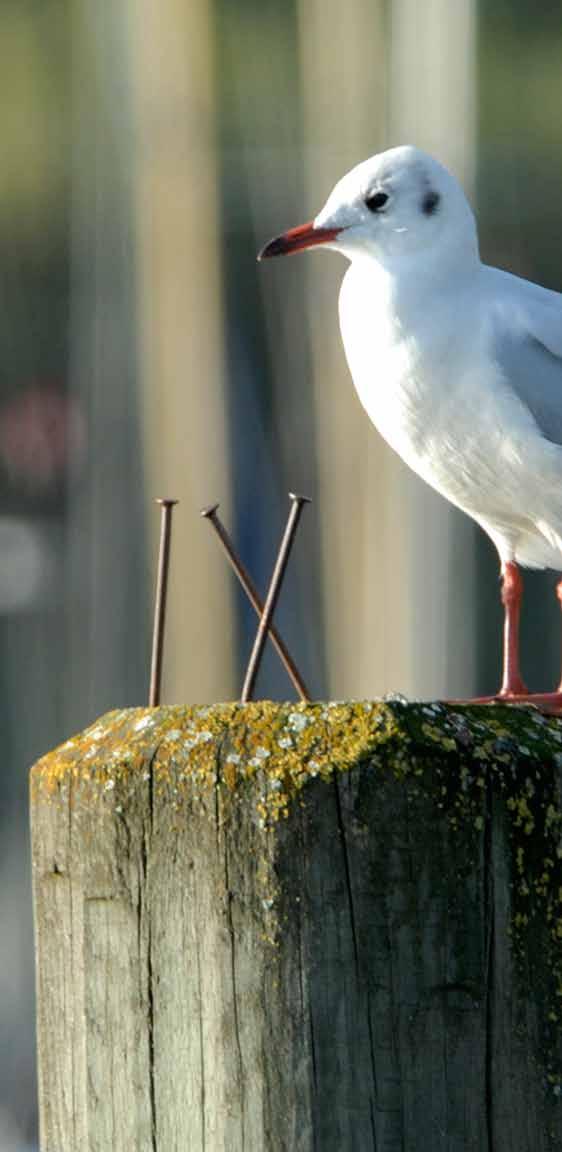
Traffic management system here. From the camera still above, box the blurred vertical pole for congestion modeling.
[66,2,149,723]
[217,3,326,698]
[297,0,404,700]
[298,0,477,699]
[127,0,234,703]
[387,0,478,696]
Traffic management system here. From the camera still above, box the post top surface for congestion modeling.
[31,699,562,800]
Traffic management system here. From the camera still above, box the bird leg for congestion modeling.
[556,579,562,692]
[449,564,562,713]
[498,561,527,697]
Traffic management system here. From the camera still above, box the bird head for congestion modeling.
[258,146,479,273]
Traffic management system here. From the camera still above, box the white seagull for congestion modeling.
[259,145,562,705]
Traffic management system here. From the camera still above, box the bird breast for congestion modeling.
[338,262,471,465]
[337,261,549,524]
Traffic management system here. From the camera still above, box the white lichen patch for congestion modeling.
[133,716,154,733]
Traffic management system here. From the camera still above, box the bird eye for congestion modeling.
[365,191,389,214]
[421,189,440,216]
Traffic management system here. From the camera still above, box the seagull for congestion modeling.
[259,144,562,705]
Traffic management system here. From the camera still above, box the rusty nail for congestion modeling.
[201,503,310,701]
[149,498,178,707]
[241,493,311,704]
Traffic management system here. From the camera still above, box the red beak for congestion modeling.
[257,220,342,261]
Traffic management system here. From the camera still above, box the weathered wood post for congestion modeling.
[31,701,562,1151]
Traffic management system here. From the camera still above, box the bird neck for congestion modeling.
[349,235,481,328]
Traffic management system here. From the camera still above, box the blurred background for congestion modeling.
[2,0,562,1145]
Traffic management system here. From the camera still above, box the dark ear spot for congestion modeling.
[421,189,440,216]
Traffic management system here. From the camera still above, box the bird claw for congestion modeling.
[446,691,562,716]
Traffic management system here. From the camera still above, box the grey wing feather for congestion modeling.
[493,327,562,447]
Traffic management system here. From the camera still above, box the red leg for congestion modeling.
[448,562,562,712]
[556,580,562,692]
[498,561,527,697]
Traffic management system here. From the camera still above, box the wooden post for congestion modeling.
[31,702,562,1151]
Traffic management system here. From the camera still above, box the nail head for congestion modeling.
[200,502,220,518]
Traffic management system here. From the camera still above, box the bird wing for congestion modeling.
[486,265,562,447]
